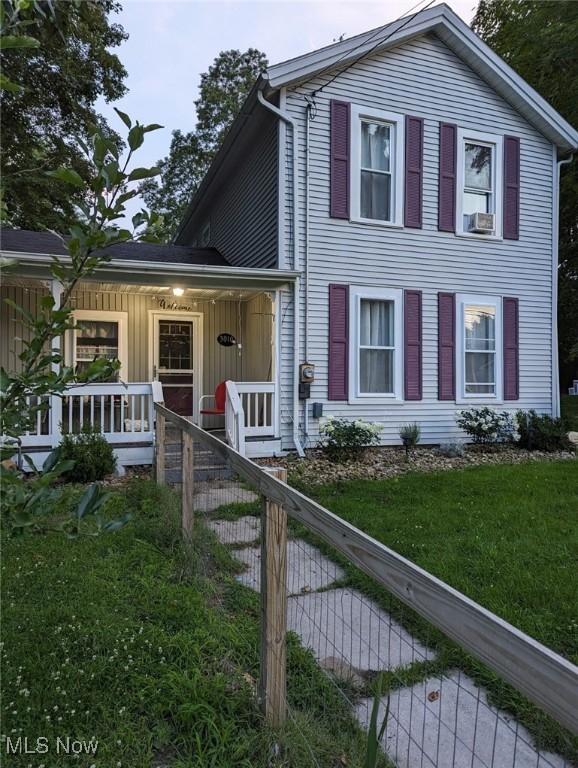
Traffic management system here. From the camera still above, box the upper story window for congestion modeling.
[351,106,404,227]
[349,286,403,401]
[456,293,502,402]
[456,129,503,238]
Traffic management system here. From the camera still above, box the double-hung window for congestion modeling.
[351,106,404,226]
[456,129,503,237]
[67,310,128,380]
[349,286,403,400]
[456,294,502,401]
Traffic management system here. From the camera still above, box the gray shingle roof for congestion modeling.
[0,229,228,267]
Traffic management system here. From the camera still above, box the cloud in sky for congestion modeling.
[98,0,477,223]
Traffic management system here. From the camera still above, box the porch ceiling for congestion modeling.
[74,282,268,302]
[0,276,269,302]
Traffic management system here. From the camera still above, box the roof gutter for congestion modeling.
[0,250,299,285]
[256,86,304,457]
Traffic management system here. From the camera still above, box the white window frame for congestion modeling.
[456,293,502,404]
[66,309,128,380]
[349,286,403,403]
[456,128,503,240]
[350,105,405,228]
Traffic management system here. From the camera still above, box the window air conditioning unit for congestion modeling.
[468,212,495,234]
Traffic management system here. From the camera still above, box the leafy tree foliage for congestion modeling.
[141,48,268,238]
[472,0,578,388]
[1,111,163,533]
[1,0,128,231]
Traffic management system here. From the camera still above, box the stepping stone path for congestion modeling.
[194,481,258,513]
[208,516,260,545]
[208,502,567,768]
[287,587,435,670]
[234,540,345,593]
[355,671,566,768]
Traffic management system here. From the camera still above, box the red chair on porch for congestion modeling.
[198,381,226,429]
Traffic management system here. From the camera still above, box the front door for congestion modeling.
[152,313,202,419]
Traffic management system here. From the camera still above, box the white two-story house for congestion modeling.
[2,4,577,464]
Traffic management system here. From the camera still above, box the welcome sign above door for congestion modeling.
[158,298,195,312]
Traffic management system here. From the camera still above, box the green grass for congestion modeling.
[0,479,383,768]
[294,459,578,760]
[562,393,578,430]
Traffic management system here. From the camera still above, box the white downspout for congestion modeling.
[257,88,305,456]
[552,151,573,417]
[303,100,312,440]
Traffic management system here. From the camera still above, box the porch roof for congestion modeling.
[1,228,228,266]
[1,239,299,292]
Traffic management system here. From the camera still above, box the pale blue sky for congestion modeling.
[97,0,476,224]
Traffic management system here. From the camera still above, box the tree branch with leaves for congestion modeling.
[1,111,163,533]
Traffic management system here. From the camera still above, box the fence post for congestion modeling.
[155,410,165,485]
[181,430,194,537]
[259,467,288,727]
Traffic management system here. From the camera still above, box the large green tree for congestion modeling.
[141,48,267,238]
[1,0,128,231]
[472,0,578,389]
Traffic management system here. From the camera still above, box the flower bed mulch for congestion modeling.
[258,444,576,485]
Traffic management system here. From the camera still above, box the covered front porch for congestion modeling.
[1,256,296,467]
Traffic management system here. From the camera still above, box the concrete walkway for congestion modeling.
[206,501,566,768]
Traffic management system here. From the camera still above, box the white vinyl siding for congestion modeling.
[279,32,554,448]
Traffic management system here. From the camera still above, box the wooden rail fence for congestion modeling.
[154,403,578,735]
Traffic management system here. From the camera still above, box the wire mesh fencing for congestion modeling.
[153,404,577,768]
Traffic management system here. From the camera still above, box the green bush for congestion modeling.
[399,422,421,447]
[58,427,116,482]
[456,407,516,444]
[516,410,573,452]
[319,416,382,462]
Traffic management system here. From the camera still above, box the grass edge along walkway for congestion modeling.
[0,479,387,768]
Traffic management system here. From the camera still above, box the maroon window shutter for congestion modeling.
[503,297,519,400]
[503,136,520,240]
[438,123,457,232]
[330,100,350,219]
[404,116,424,228]
[328,284,349,400]
[404,290,422,400]
[438,292,456,400]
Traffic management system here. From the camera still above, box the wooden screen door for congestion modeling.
[152,313,202,420]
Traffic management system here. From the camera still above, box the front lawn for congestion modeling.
[305,460,578,661]
[0,480,377,768]
[296,459,578,760]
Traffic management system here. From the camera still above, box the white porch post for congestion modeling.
[50,280,63,448]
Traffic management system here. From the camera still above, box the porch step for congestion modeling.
[245,437,282,458]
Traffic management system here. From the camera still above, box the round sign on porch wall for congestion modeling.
[217,333,236,347]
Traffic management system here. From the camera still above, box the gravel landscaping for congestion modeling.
[259,444,576,485]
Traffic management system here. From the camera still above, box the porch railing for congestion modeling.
[224,380,277,455]
[224,380,246,456]
[236,381,277,437]
[18,382,164,449]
